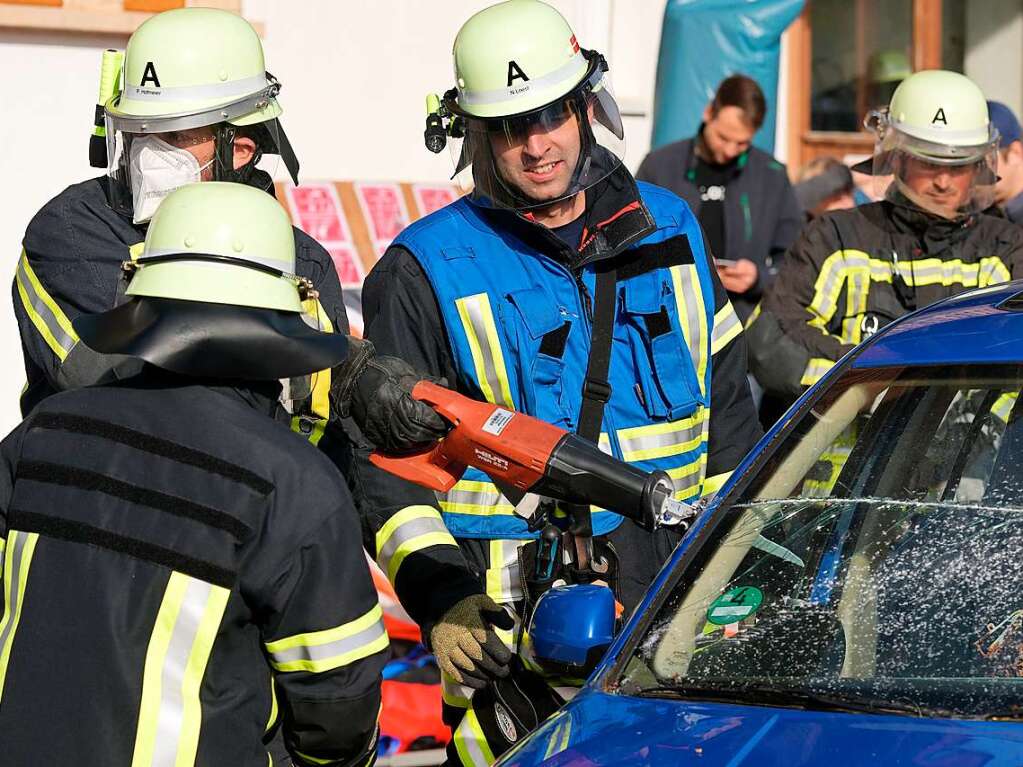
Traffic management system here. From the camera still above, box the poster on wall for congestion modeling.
[283,182,365,289]
[412,184,458,217]
[354,182,410,258]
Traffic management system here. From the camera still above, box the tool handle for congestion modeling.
[369,449,466,493]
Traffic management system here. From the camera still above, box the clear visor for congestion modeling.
[866,110,999,218]
[447,56,626,211]
[106,116,287,225]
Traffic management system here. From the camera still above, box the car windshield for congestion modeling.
[616,364,1023,719]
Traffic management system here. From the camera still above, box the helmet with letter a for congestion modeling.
[856,69,999,218]
[73,182,347,381]
[103,7,300,223]
[436,0,626,211]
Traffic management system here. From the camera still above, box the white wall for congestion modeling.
[0,1,665,435]
[964,0,1023,119]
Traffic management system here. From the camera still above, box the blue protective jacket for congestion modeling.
[392,179,738,539]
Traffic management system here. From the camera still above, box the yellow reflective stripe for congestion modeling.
[667,454,707,500]
[16,250,79,362]
[454,706,496,767]
[376,505,456,584]
[745,302,762,329]
[702,470,732,497]
[616,409,708,462]
[266,604,388,674]
[289,297,335,445]
[670,265,709,398]
[0,531,39,704]
[265,677,278,734]
[801,357,835,387]
[131,572,230,767]
[455,293,514,408]
[485,539,523,604]
[439,478,515,516]
[0,536,5,561]
[711,301,743,355]
[991,392,1018,423]
[807,250,854,331]
[980,256,1011,286]
[128,242,145,262]
[441,670,473,709]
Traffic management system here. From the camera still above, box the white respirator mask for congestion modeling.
[128,135,215,224]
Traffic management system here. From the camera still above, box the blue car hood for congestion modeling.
[497,689,1023,766]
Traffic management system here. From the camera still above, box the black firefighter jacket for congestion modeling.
[747,197,1023,397]
[0,374,387,767]
[636,137,803,321]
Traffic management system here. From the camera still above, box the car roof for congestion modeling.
[853,280,1023,369]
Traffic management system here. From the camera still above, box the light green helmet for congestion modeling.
[74,183,347,380]
[106,8,281,129]
[127,181,305,313]
[861,70,999,218]
[452,0,588,119]
[432,0,625,211]
[103,8,300,224]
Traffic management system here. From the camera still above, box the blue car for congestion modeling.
[499,283,1023,766]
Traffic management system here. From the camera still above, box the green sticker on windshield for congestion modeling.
[707,586,763,625]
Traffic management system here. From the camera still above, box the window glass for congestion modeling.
[810,0,913,132]
[618,366,1023,719]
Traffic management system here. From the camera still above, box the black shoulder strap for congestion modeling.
[576,267,617,443]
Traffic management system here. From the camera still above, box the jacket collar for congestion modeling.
[478,162,655,270]
[112,366,282,418]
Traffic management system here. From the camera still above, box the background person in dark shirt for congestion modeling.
[637,74,802,322]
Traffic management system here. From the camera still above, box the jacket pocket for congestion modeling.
[619,271,702,420]
[506,285,573,427]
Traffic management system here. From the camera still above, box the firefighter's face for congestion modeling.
[157,127,256,180]
[702,105,756,165]
[488,103,582,203]
[900,154,975,217]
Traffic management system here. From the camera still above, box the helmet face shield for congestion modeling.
[446,53,626,211]
[866,109,999,218]
[106,110,289,224]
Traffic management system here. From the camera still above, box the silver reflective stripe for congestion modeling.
[459,54,587,107]
[377,515,449,574]
[268,619,387,667]
[711,304,742,354]
[457,294,514,409]
[123,74,270,104]
[151,577,212,767]
[617,420,704,460]
[486,540,522,603]
[16,255,77,357]
[671,265,707,396]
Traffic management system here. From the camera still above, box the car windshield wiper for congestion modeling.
[627,682,947,718]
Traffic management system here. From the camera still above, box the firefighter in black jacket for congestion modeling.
[748,70,1023,401]
[0,182,400,766]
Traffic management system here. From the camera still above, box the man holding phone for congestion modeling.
[637,75,802,322]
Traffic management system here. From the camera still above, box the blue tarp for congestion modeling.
[650,0,804,153]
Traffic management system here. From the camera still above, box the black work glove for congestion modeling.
[331,337,450,454]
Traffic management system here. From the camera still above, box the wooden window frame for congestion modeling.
[785,0,943,171]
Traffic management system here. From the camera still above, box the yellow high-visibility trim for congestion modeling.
[265,678,278,734]
[131,572,190,767]
[702,470,733,496]
[15,251,79,362]
[266,604,382,655]
[455,293,515,409]
[441,671,472,709]
[293,750,335,765]
[128,242,145,261]
[801,357,835,387]
[745,302,762,329]
[266,604,389,673]
[0,531,39,703]
[545,716,573,758]
[439,478,516,517]
[991,392,1018,424]
[454,706,497,767]
[711,302,743,355]
[177,584,229,766]
[670,265,709,398]
[291,296,335,446]
[385,532,456,585]
[668,454,708,500]
[616,411,707,440]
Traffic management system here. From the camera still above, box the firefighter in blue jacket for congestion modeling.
[354,1,762,763]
